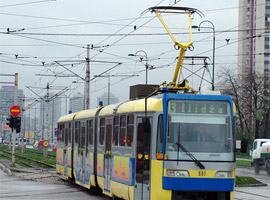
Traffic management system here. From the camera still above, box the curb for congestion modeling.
[235,183,268,187]
[0,162,13,176]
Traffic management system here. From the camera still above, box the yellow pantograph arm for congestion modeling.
[154,11,193,49]
[172,48,185,84]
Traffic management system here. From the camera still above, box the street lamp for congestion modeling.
[192,20,215,91]
[128,50,149,85]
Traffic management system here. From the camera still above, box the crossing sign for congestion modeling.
[10,105,21,116]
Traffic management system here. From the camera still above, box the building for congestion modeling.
[0,85,24,117]
[97,92,119,106]
[238,1,270,138]
[0,85,24,139]
[69,92,84,113]
[238,0,270,77]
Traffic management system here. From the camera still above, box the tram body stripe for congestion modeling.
[163,177,234,191]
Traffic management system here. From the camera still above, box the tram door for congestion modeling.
[104,119,112,192]
[80,122,86,183]
[135,117,151,200]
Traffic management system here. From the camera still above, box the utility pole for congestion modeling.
[21,97,25,153]
[44,83,50,159]
[51,99,54,143]
[34,105,36,143]
[26,84,68,159]
[11,73,18,167]
[85,44,90,109]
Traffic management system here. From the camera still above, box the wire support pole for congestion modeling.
[197,20,215,91]
[85,44,90,109]
[11,73,18,167]
[129,50,149,85]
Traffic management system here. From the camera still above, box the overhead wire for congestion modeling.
[0,0,55,8]
[1,0,257,100]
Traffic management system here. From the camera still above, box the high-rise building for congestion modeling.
[238,0,270,77]
[69,92,84,113]
[97,92,119,106]
[0,85,24,117]
[0,85,24,138]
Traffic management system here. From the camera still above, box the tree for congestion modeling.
[217,67,270,139]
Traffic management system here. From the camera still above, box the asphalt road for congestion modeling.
[234,166,270,200]
[0,170,110,200]
[1,164,269,200]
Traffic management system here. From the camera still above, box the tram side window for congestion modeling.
[113,116,119,146]
[57,124,63,143]
[64,123,68,146]
[127,114,134,147]
[57,124,60,141]
[156,115,163,153]
[86,121,89,153]
[100,118,105,145]
[81,122,86,149]
[89,120,93,145]
[119,115,126,146]
[75,121,80,144]
[61,124,65,143]
[68,123,71,143]
[106,119,113,148]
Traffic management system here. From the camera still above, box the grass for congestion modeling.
[235,176,262,185]
[236,155,252,160]
[236,159,252,166]
[236,154,252,166]
[0,145,56,168]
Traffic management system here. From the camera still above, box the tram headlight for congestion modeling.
[166,170,189,177]
[215,171,233,178]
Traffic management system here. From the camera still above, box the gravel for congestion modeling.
[0,159,68,185]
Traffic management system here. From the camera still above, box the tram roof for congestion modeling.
[75,107,102,120]
[58,112,77,123]
[99,97,163,116]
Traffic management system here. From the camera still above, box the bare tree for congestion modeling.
[217,68,270,139]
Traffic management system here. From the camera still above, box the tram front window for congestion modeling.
[165,100,234,162]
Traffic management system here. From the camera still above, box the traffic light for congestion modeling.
[6,115,15,131]
[15,116,21,133]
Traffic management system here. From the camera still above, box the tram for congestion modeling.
[56,6,237,200]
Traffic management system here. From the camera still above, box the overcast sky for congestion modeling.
[0,0,239,112]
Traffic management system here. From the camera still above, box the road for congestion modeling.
[1,163,269,200]
[0,170,110,200]
[234,166,270,200]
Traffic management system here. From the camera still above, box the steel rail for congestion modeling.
[0,149,55,168]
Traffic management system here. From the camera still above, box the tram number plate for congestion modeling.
[198,171,206,177]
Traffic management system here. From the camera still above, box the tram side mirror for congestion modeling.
[143,117,151,133]
[240,137,248,154]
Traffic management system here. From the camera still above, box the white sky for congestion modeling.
[0,0,239,113]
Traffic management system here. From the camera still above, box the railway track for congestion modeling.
[0,149,55,169]
[26,149,56,158]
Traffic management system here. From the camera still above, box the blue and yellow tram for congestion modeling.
[56,92,236,200]
[56,6,236,200]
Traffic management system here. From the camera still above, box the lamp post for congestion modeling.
[192,20,215,91]
[128,50,149,85]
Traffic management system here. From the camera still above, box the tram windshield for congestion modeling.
[165,100,234,162]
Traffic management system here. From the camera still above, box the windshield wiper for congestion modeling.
[175,142,205,169]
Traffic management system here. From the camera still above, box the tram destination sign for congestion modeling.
[169,101,228,115]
